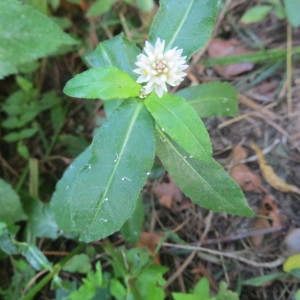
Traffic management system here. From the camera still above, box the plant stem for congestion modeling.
[23,243,85,300]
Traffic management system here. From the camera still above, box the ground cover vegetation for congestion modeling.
[0,0,300,299]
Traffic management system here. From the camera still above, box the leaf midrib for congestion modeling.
[165,0,194,51]
[149,96,211,159]
[157,128,236,210]
[87,102,143,231]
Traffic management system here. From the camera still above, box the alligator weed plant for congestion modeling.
[51,0,254,242]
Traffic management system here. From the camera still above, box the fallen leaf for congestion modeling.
[207,39,254,78]
[136,232,164,264]
[153,174,183,209]
[230,145,248,162]
[230,164,266,193]
[173,197,193,212]
[249,141,300,194]
[251,194,282,246]
[159,194,173,209]
[229,145,266,193]
[256,80,279,95]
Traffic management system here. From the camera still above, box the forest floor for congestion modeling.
[1,0,300,299]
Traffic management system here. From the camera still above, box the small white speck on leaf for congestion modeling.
[121,176,132,181]
[114,153,119,163]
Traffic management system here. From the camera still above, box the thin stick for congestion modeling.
[163,242,285,268]
[164,212,213,289]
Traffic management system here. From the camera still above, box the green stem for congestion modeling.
[23,243,85,300]
[15,164,29,192]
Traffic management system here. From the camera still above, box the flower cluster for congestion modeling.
[134,38,188,98]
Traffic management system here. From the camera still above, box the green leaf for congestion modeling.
[48,0,61,10]
[135,0,155,12]
[242,273,284,287]
[62,253,91,274]
[25,0,48,14]
[22,194,60,239]
[240,5,272,24]
[0,0,77,79]
[0,259,36,300]
[4,127,37,142]
[284,0,300,27]
[135,264,167,300]
[104,100,125,118]
[156,128,253,217]
[283,254,300,272]
[69,262,103,300]
[0,178,26,224]
[172,293,199,300]
[194,277,210,298]
[85,33,140,80]
[52,100,155,242]
[19,127,38,139]
[63,66,141,100]
[149,0,220,59]
[145,93,212,161]
[205,46,300,67]
[177,82,238,118]
[0,222,52,271]
[120,194,144,243]
[86,0,118,16]
[51,147,92,235]
[17,141,30,159]
[110,279,127,300]
[2,117,20,129]
[215,282,238,300]
[4,132,20,142]
[20,243,52,271]
[2,111,38,128]
[59,134,90,157]
[126,248,150,275]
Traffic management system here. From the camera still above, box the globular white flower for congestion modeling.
[134,38,188,98]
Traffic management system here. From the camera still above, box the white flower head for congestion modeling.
[134,38,188,98]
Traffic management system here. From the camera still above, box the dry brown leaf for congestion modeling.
[153,174,183,209]
[159,194,173,209]
[249,141,300,194]
[207,39,254,78]
[136,232,164,264]
[173,197,193,212]
[230,164,266,193]
[230,145,248,162]
[256,80,279,95]
[251,194,282,246]
[229,145,266,193]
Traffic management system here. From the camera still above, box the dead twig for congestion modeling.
[163,242,285,268]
